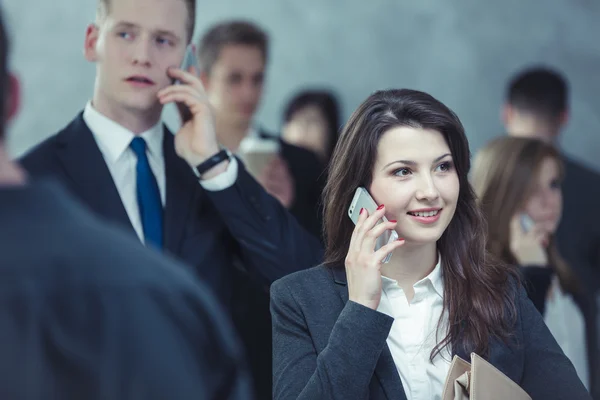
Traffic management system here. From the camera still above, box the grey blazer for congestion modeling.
[271,265,591,400]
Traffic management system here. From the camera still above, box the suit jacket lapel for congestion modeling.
[331,267,407,400]
[162,128,199,255]
[332,267,523,398]
[56,114,134,235]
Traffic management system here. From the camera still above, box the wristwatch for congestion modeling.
[195,149,230,178]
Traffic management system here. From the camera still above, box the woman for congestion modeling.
[472,136,595,392]
[281,89,340,164]
[270,89,589,400]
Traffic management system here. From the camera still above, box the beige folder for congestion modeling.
[442,352,532,400]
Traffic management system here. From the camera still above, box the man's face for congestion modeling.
[203,44,265,127]
[84,0,188,115]
[502,104,564,143]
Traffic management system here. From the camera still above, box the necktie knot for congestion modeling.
[130,137,147,158]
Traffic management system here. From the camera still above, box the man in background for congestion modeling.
[197,20,323,239]
[196,21,325,397]
[0,7,251,399]
[503,66,600,398]
[503,66,600,294]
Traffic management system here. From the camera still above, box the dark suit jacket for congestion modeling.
[0,180,252,399]
[271,265,591,400]
[19,113,325,398]
[556,157,600,399]
[521,265,599,398]
[556,157,600,295]
[259,129,324,240]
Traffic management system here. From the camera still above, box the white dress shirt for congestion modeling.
[83,102,239,243]
[544,276,589,390]
[377,258,451,400]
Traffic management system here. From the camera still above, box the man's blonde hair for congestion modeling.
[97,0,196,42]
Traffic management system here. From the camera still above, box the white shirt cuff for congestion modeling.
[197,154,239,191]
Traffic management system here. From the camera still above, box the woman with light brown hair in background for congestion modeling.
[472,136,596,393]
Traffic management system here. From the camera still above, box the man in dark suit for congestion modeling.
[0,8,251,399]
[197,20,324,240]
[18,1,324,398]
[195,20,324,397]
[503,65,600,398]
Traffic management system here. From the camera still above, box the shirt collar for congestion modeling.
[381,254,444,298]
[83,101,164,163]
[427,255,444,298]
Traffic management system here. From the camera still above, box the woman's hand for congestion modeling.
[345,205,405,310]
[509,214,548,266]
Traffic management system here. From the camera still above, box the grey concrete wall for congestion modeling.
[4,0,600,169]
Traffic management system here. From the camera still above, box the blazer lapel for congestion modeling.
[56,114,134,235]
[162,128,199,255]
[331,267,349,303]
[331,267,407,400]
[374,346,408,400]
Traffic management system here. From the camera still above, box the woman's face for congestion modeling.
[282,105,330,160]
[369,126,460,245]
[521,157,563,237]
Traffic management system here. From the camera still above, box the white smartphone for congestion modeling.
[348,187,399,263]
[237,137,280,179]
[173,44,198,122]
[520,213,535,232]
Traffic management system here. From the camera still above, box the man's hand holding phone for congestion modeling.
[345,205,405,310]
[158,48,227,179]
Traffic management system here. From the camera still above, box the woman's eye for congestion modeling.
[436,161,453,172]
[394,168,412,177]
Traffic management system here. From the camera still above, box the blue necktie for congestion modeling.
[130,137,163,249]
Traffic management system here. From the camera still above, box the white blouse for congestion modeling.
[377,258,451,400]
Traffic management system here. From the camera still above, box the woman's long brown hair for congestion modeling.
[471,136,579,294]
[322,89,519,360]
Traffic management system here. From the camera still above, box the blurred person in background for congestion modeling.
[196,20,325,397]
[503,66,600,297]
[0,6,252,399]
[280,88,341,238]
[472,136,597,395]
[281,88,341,165]
[197,20,323,239]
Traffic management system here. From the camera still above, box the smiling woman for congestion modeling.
[369,126,458,244]
[270,89,591,400]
